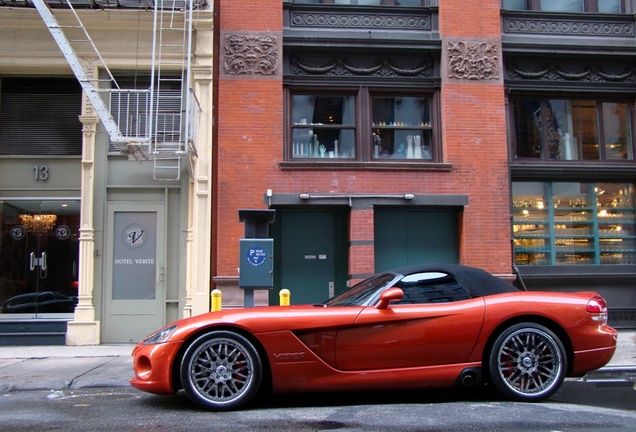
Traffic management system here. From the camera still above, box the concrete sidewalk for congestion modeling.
[0,344,134,392]
[0,331,634,393]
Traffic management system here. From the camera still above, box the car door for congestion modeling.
[334,272,486,371]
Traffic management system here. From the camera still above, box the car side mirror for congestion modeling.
[376,287,403,310]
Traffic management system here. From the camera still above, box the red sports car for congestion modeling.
[130,264,617,411]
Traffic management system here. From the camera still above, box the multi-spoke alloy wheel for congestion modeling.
[488,323,566,402]
[180,331,262,410]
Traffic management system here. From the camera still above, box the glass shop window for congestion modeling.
[511,98,634,161]
[512,182,636,266]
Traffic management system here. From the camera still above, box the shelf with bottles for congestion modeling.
[372,121,433,129]
[371,128,432,160]
[291,128,355,159]
[597,204,635,261]
[600,251,636,264]
[555,251,595,265]
[514,252,551,266]
[512,195,549,223]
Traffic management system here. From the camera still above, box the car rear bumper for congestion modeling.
[570,326,618,376]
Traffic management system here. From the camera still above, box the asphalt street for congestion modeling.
[0,331,634,394]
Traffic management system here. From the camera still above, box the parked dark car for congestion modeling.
[0,291,78,313]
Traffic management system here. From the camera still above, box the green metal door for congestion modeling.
[374,208,459,271]
[271,210,348,305]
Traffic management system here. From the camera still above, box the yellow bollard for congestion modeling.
[279,289,290,306]
[211,289,222,312]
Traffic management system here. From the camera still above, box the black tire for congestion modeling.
[180,330,262,411]
[488,322,567,402]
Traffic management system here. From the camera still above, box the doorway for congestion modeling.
[102,203,165,343]
[0,199,80,319]
[271,209,348,305]
[374,208,459,271]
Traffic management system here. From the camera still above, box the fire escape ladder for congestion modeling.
[32,0,151,157]
[150,0,195,181]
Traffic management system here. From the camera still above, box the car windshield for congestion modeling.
[324,273,398,307]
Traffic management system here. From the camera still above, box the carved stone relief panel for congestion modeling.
[505,56,636,84]
[222,32,281,78]
[290,10,431,31]
[447,40,499,81]
[503,16,634,38]
[288,51,434,79]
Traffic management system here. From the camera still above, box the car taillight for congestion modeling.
[586,296,608,322]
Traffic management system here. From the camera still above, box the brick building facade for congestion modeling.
[212,1,635,327]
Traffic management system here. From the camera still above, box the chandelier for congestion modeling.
[19,214,57,233]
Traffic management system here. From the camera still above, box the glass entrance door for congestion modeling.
[0,200,80,319]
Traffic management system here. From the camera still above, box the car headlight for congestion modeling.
[141,325,178,345]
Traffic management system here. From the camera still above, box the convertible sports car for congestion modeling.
[130,264,617,411]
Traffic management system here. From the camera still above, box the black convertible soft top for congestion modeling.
[387,264,519,298]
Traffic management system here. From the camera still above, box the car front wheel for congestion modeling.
[180,330,262,410]
[488,323,567,402]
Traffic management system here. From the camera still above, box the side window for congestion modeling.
[395,272,471,304]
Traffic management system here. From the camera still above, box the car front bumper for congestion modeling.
[130,340,183,395]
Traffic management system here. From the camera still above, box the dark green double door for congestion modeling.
[271,210,348,305]
[272,208,459,305]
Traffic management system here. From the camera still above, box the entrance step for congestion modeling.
[0,320,68,346]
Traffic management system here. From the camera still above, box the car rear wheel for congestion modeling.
[488,323,566,402]
[180,330,262,410]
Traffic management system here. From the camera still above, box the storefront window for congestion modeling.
[512,182,635,265]
[511,98,634,161]
[0,200,80,318]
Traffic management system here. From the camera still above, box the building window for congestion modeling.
[372,96,433,160]
[0,77,82,156]
[293,0,428,6]
[510,98,634,161]
[502,0,624,13]
[288,89,438,162]
[291,94,356,159]
[512,181,635,266]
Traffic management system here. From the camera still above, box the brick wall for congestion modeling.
[439,0,510,273]
[214,0,283,277]
[215,0,513,284]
